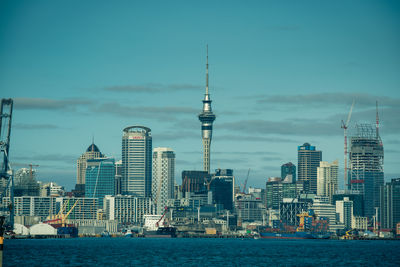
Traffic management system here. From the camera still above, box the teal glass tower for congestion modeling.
[85,158,115,208]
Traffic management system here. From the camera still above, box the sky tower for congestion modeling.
[198,45,216,173]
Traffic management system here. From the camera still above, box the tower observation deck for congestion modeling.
[198,46,216,174]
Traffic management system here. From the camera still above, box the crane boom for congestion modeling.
[242,169,250,194]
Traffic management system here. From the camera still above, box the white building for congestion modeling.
[312,196,338,232]
[352,216,368,230]
[104,195,153,224]
[336,197,353,230]
[317,160,339,202]
[152,147,175,215]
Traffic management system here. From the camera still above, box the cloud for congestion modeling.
[262,156,283,161]
[104,83,201,93]
[256,93,400,108]
[214,134,297,143]
[218,119,338,136]
[12,153,76,165]
[14,97,92,111]
[92,102,198,120]
[13,123,61,130]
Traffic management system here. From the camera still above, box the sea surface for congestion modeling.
[3,238,400,266]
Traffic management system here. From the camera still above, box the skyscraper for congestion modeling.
[281,162,296,183]
[152,147,175,215]
[122,126,152,197]
[349,124,384,219]
[380,178,400,229]
[77,142,105,185]
[85,158,115,208]
[297,143,322,193]
[198,46,216,174]
[317,160,339,202]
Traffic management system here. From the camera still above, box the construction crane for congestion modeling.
[156,206,169,228]
[241,169,250,194]
[341,100,354,188]
[28,164,39,180]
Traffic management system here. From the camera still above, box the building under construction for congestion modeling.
[349,123,384,219]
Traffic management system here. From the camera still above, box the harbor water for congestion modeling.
[4,238,400,266]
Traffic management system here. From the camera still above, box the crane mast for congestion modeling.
[341,101,354,189]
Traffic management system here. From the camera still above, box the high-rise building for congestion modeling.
[121,126,152,197]
[317,160,339,202]
[77,142,105,185]
[198,46,216,174]
[210,169,234,210]
[13,168,40,196]
[336,197,353,230]
[181,170,210,195]
[265,177,304,210]
[85,158,115,208]
[114,160,122,195]
[349,124,384,219]
[281,162,296,183]
[104,195,152,224]
[332,192,364,216]
[152,147,175,215]
[298,143,322,193]
[380,178,400,229]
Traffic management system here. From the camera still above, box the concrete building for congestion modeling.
[265,177,304,210]
[198,46,216,174]
[311,196,337,231]
[121,126,152,197]
[152,147,175,215]
[104,195,152,225]
[333,191,364,216]
[298,143,322,193]
[3,196,57,220]
[317,160,339,202]
[114,160,122,195]
[352,216,368,230]
[236,195,264,222]
[13,168,40,197]
[57,197,98,220]
[380,178,400,229]
[281,162,296,183]
[349,124,384,219]
[40,182,64,197]
[77,142,105,185]
[336,197,353,230]
[85,158,115,208]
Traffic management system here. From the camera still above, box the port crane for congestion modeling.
[156,206,169,228]
[0,99,14,229]
[341,100,354,188]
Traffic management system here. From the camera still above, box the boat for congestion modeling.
[260,211,331,240]
[144,226,177,238]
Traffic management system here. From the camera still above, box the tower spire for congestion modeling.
[206,44,209,96]
[198,45,216,173]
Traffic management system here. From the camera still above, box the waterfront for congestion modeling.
[3,238,400,266]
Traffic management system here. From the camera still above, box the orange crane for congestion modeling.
[28,164,39,180]
[156,206,169,228]
[341,101,354,188]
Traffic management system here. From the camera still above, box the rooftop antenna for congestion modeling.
[206,44,209,96]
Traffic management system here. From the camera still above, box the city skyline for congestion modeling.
[1,1,400,190]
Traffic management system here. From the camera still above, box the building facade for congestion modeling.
[181,170,210,195]
[85,158,116,208]
[349,124,384,219]
[317,160,339,202]
[77,143,105,185]
[152,147,175,215]
[380,178,400,229]
[121,126,152,197]
[281,162,296,183]
[298,143,322,193]
[210,169,234,210]
[104,195,152,224]
[336,197,353,230]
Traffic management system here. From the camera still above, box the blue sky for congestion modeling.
[1,0,399,190]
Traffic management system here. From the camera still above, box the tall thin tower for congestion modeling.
[198,45,216,173]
